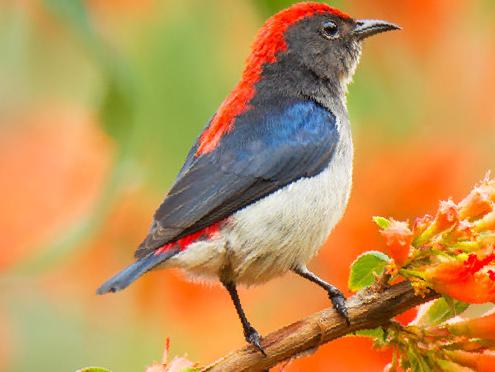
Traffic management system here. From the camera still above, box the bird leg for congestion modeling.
[222,280,267,356]
[293,266,350,325]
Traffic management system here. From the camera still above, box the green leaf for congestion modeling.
[373,216,392,229]
[436,359,469,371]
[415,297,469,327]
[349,251,390,291]
[354,327,386,343]
[76,368,112,372]
[406,347,433,372]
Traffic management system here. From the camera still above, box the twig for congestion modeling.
[203,281,438,372]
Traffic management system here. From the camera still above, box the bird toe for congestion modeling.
[330,292,350,326]
[245,327,267,356]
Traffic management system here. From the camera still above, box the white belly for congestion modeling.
[167,135,353,285]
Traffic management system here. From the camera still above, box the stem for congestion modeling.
[399,268,427,280]
[203,281,439,372]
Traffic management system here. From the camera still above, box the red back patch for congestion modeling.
[196,3,350,155]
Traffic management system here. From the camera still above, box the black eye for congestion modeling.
[320,21,339,39]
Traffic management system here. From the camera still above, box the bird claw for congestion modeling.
[330,292,350,326]
[245,327,267,356]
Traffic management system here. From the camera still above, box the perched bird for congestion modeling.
[97,2,399,354]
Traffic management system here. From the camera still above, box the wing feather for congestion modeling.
[135,98,339,258]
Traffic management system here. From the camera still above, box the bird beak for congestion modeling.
[352,19,401,40]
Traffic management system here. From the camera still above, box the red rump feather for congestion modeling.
[154,222,221,255]
[196,2,350,155]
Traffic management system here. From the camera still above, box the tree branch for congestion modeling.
[204,281,438,372]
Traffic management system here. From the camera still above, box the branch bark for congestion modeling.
[204,281,438,372]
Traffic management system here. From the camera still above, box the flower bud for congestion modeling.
[459,187,493,220]
[445,350,495,372]
[446,312,495,341]
[433,200,460,232]
[380,220,413,265]
[424,254,495,303]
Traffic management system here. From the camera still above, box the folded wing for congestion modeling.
[135,98,340,258]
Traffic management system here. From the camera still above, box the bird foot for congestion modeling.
[329,291,350,326]
[245,326,267,356]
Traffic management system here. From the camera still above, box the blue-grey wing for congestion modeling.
[135,98,339,257]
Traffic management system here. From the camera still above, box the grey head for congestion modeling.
[254,8,400,105]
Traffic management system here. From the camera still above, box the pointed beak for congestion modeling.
[352,19,401,40]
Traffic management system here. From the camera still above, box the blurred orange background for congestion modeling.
[1,0,495,371]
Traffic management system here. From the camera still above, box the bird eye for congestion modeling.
[320,21,339,39]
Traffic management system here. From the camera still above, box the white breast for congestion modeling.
[227,133,353,284]
[170,126,354,286]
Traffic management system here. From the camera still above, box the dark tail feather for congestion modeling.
[96,249,179,295]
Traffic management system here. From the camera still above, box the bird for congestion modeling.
[97,2,399,355]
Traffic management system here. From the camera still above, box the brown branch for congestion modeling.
[203,281,438,372]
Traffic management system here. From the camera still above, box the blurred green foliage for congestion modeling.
[4,287,162,372]
[253,0,345,17]
[2,2,278,370]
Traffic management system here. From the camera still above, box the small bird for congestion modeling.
[97,2,399,354]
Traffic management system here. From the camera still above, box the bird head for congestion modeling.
[196,2,400,155]
[246,2,400,94]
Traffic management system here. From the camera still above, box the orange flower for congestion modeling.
[413,200,461,246]
[412,214,433,237]
[432,199,460,234]
[459,187,493,220]
[445,350,495,372]
[380,220,413,265]
[424,253,495,303]
[145,339,196,372]
[0,108,112,269]
[446,312,495,341]
[449,220,477,242]
[474,211,495,233]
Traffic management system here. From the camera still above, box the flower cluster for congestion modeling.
[376,174,495,303]
[367,174,495,371]
[145,339,197,372]
[381,304,495,372]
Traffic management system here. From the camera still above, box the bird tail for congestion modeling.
[96,249,179,295]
